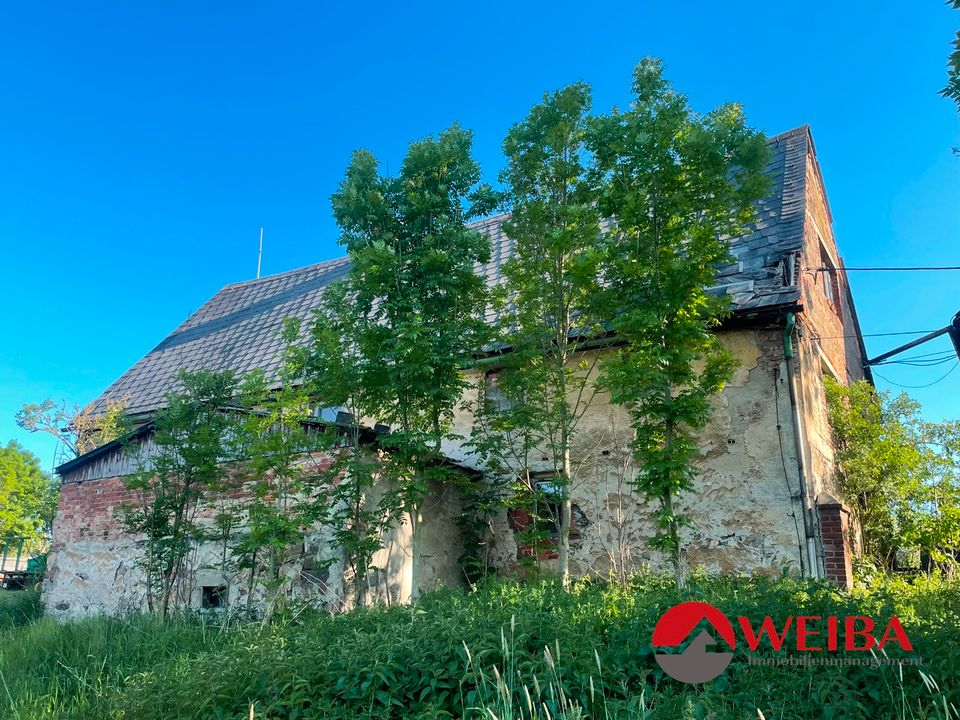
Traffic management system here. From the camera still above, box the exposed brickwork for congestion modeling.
[45,446,466,617]
[52,476,130,545]
[506,508,559,561]
[818,494,853,588]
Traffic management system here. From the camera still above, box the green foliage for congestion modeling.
[0,590,42,630]
[325,123,496,600]
[330,123,495,442]
[299,281,400,606]
[16,396,129,458]
[229,322,343,619]
[825,378,960,569]
[588,59,770,584]
[0,442,58,546]
[116,370,242,617]
[467,83,603,586]
[1,575,958,719]
[943,1,960,115]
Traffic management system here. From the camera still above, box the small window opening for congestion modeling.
[533,474,584,540]
[202,585,227,609]
[819,241,842,319]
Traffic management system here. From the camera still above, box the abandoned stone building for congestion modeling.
[45,125,869,618]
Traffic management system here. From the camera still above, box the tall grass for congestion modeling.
[0,574,957,719]
[0,590,42,631]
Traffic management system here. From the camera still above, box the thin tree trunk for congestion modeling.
[663,417,685,589]
[246,549,257,618]
[409,502,421,603]
[661,489,684,589]
[558,444,573,589]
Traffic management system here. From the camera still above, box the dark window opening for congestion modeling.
[533,477,584,540]
[202,585,227,609]
[819,241,843,320]
[508,472,588,540]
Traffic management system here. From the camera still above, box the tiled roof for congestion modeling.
[91,126,811,417]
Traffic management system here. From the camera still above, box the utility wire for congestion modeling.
[815,330,939,340]
[888,348,957,361]
[873,362,959,389]
[876,356,956,368]
[815,266,960,272]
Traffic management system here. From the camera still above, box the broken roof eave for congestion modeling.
[54,413,380,478]
[54,412,484,482]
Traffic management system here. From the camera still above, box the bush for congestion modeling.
[0,574,956,719]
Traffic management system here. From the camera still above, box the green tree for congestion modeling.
[231,320,340,620]
[826,378,960,570]
[0,441,58,547]
[468,83,603,586]
[329,124,496,601]
[117,370,241,617]
[587,59,770,586]
[943,1,960,116]
[16,397,128,458]
[299,282,402,607]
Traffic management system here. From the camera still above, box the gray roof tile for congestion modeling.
[92,126,810,416]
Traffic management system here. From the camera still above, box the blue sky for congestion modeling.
[2,2,959,469]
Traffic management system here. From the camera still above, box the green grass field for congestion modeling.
[0,573,957,719]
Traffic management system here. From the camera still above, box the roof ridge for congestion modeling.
[85,129,813,419]
[221,255,351,290]
[766,125,810,144]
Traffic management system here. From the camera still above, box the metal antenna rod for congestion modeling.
[257,226,263,279]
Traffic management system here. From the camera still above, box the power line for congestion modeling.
[815,266,960,272]
[873,362,959,389]
[815,330,938,340]
[876,355,956,368]
[892,348,958,361]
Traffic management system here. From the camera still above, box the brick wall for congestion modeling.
[817,493,853,588]
[45,444,467,618]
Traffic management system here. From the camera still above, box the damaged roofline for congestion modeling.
[55,408,482,482]
[474,301,806,366]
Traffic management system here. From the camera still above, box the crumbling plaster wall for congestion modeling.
[445,328,808,578]
[44,450,465,619]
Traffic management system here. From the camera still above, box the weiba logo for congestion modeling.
[652,601,913,684]
[653,602,736,683]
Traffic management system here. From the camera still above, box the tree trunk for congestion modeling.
[409,502,421,603]
[558,445,573,589]
[663,417,685,589]
[662,489,685,589]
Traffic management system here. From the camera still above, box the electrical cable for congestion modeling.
[873,362,959,389]
[815,330,939,340]
[773,369,806,570]
[817,266,960,272]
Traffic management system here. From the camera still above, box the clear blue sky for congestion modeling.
[2,2,959,469]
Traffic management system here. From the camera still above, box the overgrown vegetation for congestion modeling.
[1,575,957,719]
[0,590,42,630]
[589,59,770,586]
[116,370,243,618]
[468,82,603,588]
[467,59,770,588]
[7,59,767,609]
[15,396,129,459]
[826,378,960,572]
[323,123,498,602]
[0,442,58,548]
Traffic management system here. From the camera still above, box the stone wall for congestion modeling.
[444,328,811,580]
[44,452,466,619]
